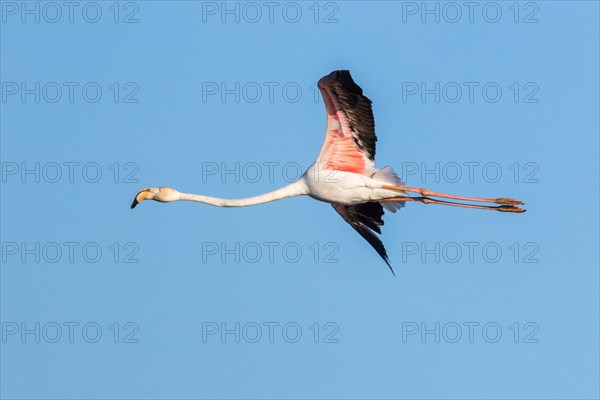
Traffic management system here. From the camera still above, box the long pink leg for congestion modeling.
[382,185,524,205]
[379,196,526,213]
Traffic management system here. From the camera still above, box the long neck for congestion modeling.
[177,180,308,207]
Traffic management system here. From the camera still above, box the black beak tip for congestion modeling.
[131,199,138,209]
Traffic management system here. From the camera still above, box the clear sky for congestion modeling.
[1,1,599,399]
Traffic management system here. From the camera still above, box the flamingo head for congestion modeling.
[131,187,179,209]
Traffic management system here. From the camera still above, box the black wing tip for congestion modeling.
[334,69,351,77]
[331,203,395,276]
[383,255,396,277]
[330,69,351,77]
[331,70,363,94]
[319,70,356,89]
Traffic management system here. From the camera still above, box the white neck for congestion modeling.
[176,180,308,207]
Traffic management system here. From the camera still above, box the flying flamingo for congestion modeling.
[132,70,525,274]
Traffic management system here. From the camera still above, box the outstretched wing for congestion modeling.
[317,70,377,175]
[331,202,394,275]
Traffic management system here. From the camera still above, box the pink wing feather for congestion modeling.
[316,70,378,175]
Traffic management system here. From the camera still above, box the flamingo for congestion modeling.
[132,70,525,274]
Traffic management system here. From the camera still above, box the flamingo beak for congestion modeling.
[131,189,152,209]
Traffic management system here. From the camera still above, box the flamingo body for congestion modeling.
[301,163,403,205]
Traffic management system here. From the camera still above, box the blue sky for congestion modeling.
[1,1,598,399]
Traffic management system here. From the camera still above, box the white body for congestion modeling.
[301,163,403,205]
